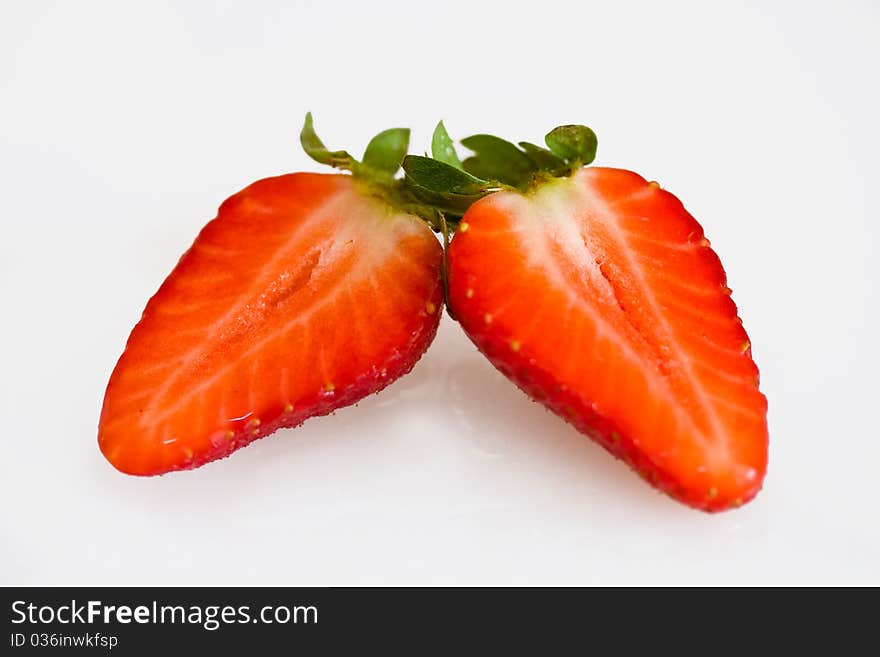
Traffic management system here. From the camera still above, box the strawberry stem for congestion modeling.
[436,209,456,320]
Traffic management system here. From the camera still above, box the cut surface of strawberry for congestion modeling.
[100,172,443,475]
[101,115,768,511]
[446,166,768,511]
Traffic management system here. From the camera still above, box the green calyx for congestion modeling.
[300,112,411,182]
[402,121,598,221]
[299,115,598,319]
[300,112,435,224]
[299,113,598,225]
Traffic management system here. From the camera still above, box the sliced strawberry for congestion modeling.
[447,167,768,511]
[99,172,443,475]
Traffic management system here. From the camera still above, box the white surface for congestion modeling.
[1,0,878,586]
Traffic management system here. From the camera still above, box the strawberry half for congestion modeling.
[99,116,443,475]
[405,123,768,512]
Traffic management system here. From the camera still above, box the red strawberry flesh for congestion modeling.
[447,167,768,511]
[99,173,443,475]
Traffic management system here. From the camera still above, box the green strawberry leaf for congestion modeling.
[362,127,410,176]
[545,125,598,165]
[402,155,490,196]
[460,134,536,189]
[300,112,357,170]
[460,156,496,182]
[403,155,497,216]
[406,182,482,217]
[431,121,463,170]
[519,141,567,173]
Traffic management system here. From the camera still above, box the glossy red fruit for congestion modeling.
[99,173,443,475]
[447,167,768,511]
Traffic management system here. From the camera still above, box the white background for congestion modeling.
[2,0,878,585]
